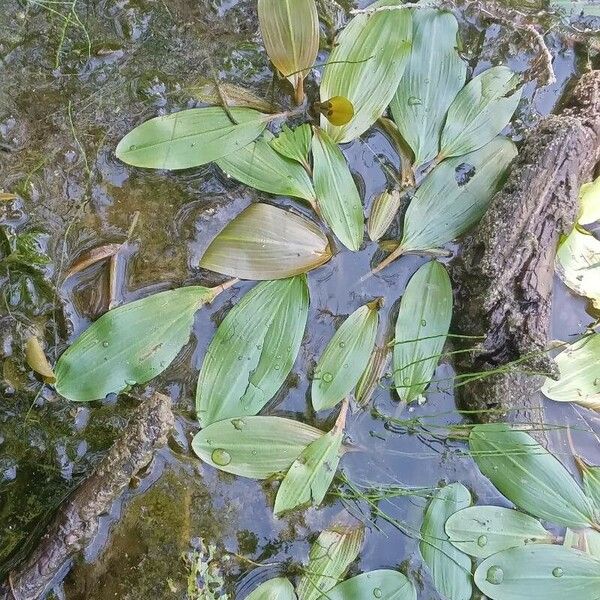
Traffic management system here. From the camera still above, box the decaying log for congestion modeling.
[1,393,174,600]
[452,71,600,424]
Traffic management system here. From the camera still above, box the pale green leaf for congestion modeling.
[391,9,466,167]
[474,545,600,600]
[55,285,225,401]
[552,1,600,17]
[319,0,412,143]
[192,416,323,479]
[580,461,600,512]
[245,577,297,600]
[578,175,600,225]
[585,529,600,557]
[270,124,312,170]
[312,301,380,411]
[445,506,553,558]
[469,424,598,528]
[115,107,269,170]
[196,277,309,427]
[367,190,402,242]
[439,66,522,159]
[393,261,452,403]
[312,127,364,251]
[420,483,473,600]
[564,527,584,550]
[200,203,332,280]
[320,570,416,600]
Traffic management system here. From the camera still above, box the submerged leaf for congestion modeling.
[312,127,364,251]
[445,506,553,559]
[187,79,273,113]
[270,124,312,170]
[354,345,390,407]
[319,0,412,142]
[439,66,522,160]
[393,261,452,403]
[0,192,18,202]
[196,277,309,427]
[321,570,416,600]
[312,300,380,411]
[115,107,269,170]
[420,483,473,600]
[246,578,297,600]
[469,424,598,528]
[64,243,123,279]
[474,545,600,600]
[200,203,332,280]
[25,336,56,383]
[367,190,402,242]
[55,285,229,401]
[192,416,323,479]
[391,9,466,167]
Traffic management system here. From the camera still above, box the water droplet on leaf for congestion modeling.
[102,341,109,348]
[211,448,231,466]
[552,567,564,578]
[373,588,383,598]
[322,372,333,383]
[486,566,504,585]
[477,535,488,547]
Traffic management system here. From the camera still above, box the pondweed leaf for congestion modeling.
[445,506,553,559]
[187,79,273,113]
[354,345,390,407]
[470,424,598,528]
[312,127,364,251]
[322,570,416,600]
[420,483,473,600]
[391,9,466,168]
[474,545,600,600]
[196,277,309,427]
[296,518,364,600]
[245,577,297,600]
[319,0,412,143]
[192,416,323,479]
[200,203,332,280]
[541,333,600,410]
[579,461,600,512]
[312,300,380,411]
[367,189,401,242]
[270,124,312,171]
[115,107,270,170]
[393,261,452,403]
[25,337,56,383]
[55,284,231,401]
[439,66,522,160]
[258,0,319,104]
[216,133,317,208]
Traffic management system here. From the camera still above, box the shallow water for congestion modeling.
[1,1,599,598]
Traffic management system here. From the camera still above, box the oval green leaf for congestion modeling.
[200,203,332,280]
[321,570,416,600]
[192,416,323,479]
[469,424,598,528]
[367,190,402,242]
[246,577,297,600]
[393,261,452,403]
[474,544,600,600]
[196,277,309,427]
[115,107,269,170]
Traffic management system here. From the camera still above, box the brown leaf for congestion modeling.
[25,336,56,383]
[64,243,122,279]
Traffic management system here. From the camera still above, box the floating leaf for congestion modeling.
[196,277,309,427]
[296,518,365,600]
[578,175,600,225]
[315,96,355,127]
[187,79,273,113]
[192,416,323,479]
[246,578,297,600]
[319,0,412,143]
[474,545,600,600]
[390,9,466,167]
[25,337,56,384]
[393,261,452,403]
[55,285,229,401]
[115,107,269,170]
[216,133,317,207]
[367,190,402,242]
[270,124,312,170]
[274,402,347,515]
[64,243,122,279]
[579,460,600,511]
[420,483,473,600]
[354,345,390,407]
[469,424,598,528]
[445,506,553,559]
[541,334,600,410]
[200,203,332,280]
[258,0,319,103]
[439,66,522,160]
[312,300,380,411]
[312,127,364,251]
[322,570,416,600]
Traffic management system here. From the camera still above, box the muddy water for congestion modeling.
[1,1,599,598]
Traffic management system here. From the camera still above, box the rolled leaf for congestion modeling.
[420,483,473,600]
[192,416,323,479]
[474,545,600,600]
[312,127,364,251]
[391,9,466,167]
[439,66,522,160]
[541,333,600,410]
[196,277,309,427]
[200,203,332,280]
[115,107,269,170]
[64,243,122,279]
[445,506,553,559]
[246,578,297,600]
[321,570,416,600]
[270,124,312,171]
[393,261,452,403]
[25,337,56,383]
[312,300,380,411]
[319,0,412,143]
[469,424,598,528]
[257,0,319,103]
[367,190,402,242]
[354,345,390,407]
